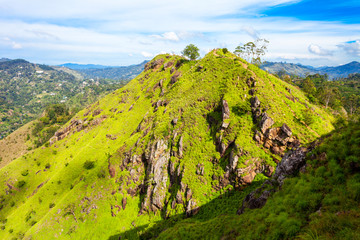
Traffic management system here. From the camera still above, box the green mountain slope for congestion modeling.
[147,120,360,240]
[0,59,126,138]
[0,49,334,240]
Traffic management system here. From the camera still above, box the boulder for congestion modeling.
[281,123,292,137]
[250,96,261,109]
[273,147,308,184]
[253,130,264,144]
[171,72,181,84]
[259,113,274,134]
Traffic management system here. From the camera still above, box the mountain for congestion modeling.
[0,59,127,138]
[0,49,335,239]
[319,61,360,79]
[59,63,115,70]
[261,62,318,77]
[0,58,11,63]
[59,61,148,80]
[261,61,360,79]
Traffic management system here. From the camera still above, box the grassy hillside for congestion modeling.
[0,49,335,240]
[146,120,360,240]
[0,121,36,168]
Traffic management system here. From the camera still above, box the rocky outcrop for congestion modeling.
[238,146,310,214]
[145,58,164,71]
[254,123,300,156]
[170,71,181,84]
[141,139,170,212]
[250,93,299,156]
[259,113,274,134]
[221,100,230,128]
[186,199,199,217]
[272,147,308,184]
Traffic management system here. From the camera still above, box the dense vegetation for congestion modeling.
[283,73,360,118]
[0,59,127,138]
[0,50,336,239]
[139,119,360,239]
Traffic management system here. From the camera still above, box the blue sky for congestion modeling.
[0,0,359,66]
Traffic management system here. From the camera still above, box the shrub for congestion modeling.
[49,203,55,208]
[21,170,29,176]
[17,180,26,188]
[45,163,51,169]
[83,160,95,170]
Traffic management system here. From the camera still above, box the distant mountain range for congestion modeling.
[58,61,149,80]
[59,63,117,70]
[261,61,360,79]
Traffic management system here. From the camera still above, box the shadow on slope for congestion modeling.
[108,177,266,240]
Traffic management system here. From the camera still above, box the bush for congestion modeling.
[49,203,55,208]
[17,180,26,188]
[21,170,29,176]
[45,163,51,169]
[83,160,95,170]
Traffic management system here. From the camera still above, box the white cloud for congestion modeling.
[338,40,360,57]
[151,32,179,41]
[11,41,22,49]
[308,44,333,56]
[0,0,359,66]
[242,26,259,39]
[141,51,153,58]
[1,37,22,49]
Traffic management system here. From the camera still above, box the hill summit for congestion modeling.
[0,49,334,239]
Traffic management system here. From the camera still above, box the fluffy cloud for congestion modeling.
[141,51,153,58]
[151,32,179,41]
[308,44,333,56]
[338,40,360,57]
[1,0,360,66]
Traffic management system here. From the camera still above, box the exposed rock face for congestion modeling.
[145,58,164,71]
[186,199,199,217]
[250,96,261,109]
[259,113,274,134]
[221,100,230,128]
[171,71,181,84]
[178,136,184,158]
[237,180,276,214]
[238,146,309,214]
[273,147,307,184]
[142,139,170,212]
[122,197,127,210]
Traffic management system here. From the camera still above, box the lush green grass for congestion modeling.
[0,50,335,239]
[148,120,360,240]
